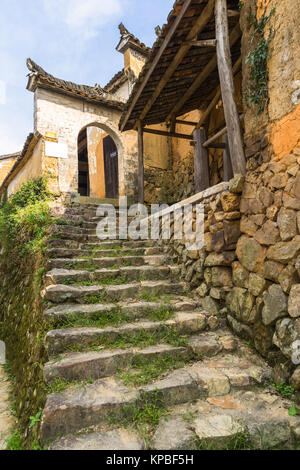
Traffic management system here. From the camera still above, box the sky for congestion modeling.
[0,0,174,155]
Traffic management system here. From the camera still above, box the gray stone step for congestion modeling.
[44,344,191,383]
[45,265,180,286]
[150,390,297,450]
[44,297,200,324]
[43,280,186,304]
[46,246,161,259]
[45,312,207,355]
[51,428,145,450]
[40,378,138,443]
[47,255,171,270]
[40,357,271,444]
[86,234,153,243]
[81,240,157,250]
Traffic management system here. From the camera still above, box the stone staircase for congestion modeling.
[40,203,300,450]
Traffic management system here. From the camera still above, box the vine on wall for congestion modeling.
[245,4,275,114]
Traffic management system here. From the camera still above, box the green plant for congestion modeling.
[45,377,94,394]
[0,177,52,256]
[29,411,42,429]
[58,309,131,329]
[273,382,295,400]
[145,305,175,322]
[289,406,300,417]
[6,432,23,450]
[118,353,186,387]
[106,390,167,430]
[245,7,275,113]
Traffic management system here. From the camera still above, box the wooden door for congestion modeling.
[103,135,119,198]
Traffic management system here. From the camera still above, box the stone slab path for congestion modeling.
[39,203,300,450]
[0,366,14,450]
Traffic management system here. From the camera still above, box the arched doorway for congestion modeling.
[77,128,90,196]
[103,135,119,198]
[77,126,119,199]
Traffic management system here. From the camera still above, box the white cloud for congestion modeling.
[43,0,124,38]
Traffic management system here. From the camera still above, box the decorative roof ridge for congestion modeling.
[117,23,151,55]
[26,58,126,109]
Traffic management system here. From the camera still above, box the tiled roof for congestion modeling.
[26,59,126,111]
[0,152,21,161]
[104,69,127,93]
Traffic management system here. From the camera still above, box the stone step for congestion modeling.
[40,357,270,444]
[44,297,200,324]
[85,235,155,243]
[51,428,145,451]
[46,246,161,259]
[81,240,157,250]
[47,255,171,270]
[150,390,296,450]
[45,265,180,286]
[82,218,136,229]
[40,378,138,443]
[79,196,119,206]
[45,312,207,356]
[44,280,187,304]
[44,344,191,383]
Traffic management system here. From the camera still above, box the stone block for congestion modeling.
[262,285,288,326]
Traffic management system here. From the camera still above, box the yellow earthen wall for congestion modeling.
[243,0,300,160]
[0,157,17,187]
[7,140,43,197]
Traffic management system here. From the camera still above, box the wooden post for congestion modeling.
[222,133,233,181]
[137,122,144,204]
[215,0,246,175]
[168,118,176,170]
[193,128,210,193]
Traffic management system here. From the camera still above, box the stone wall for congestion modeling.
[161,180,242,332]
[162,157,300,387]
[228,137,300,387]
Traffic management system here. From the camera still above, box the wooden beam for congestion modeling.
[222,133,234,181]
[193,128,210,192]
[215,0,246,175]
[186,39,217,47]
[137,122,144,204]
[227,9,240,17]
[120,0,193,132]
[203,125,228,147]
[196,55,242,129]
[206,143,226,149]
[167,22,241,122]
[134,0,215,127]
[143,127,193,140]
[175,119,198,126]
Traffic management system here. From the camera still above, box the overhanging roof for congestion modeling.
[119,0,241,132]
[26,59,126,111]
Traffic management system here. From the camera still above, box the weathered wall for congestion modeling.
[7,140,43,197]
[34,88,139,201]
[0,155,18,187]
[221,0,300,385]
